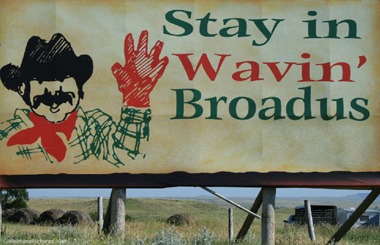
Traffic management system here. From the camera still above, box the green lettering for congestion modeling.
[171,89,203,119]
[318,98,346,120]
[163,10,193,36]
[196,13,217,37]
[349,98,369,121]
[286,86,315,120]
[259,97,285,120]
[229,97,256,120]
[205,96,228,120]
[248,19,284,46]
[220,18,249,37]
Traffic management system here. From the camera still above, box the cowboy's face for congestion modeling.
[24,78,80,123]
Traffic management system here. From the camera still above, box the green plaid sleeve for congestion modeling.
[112,107,151,160]
[70,108,123,166]
[70,107,151,166]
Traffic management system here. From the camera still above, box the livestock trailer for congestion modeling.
[284,205,338,225]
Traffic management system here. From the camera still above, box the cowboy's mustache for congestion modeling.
[32,87,75,109]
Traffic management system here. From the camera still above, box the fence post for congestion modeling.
[98,196,104,233]
[261,188,276,245]
[229,208,233,241]
[0,191,2,238]
[304,200,316,241]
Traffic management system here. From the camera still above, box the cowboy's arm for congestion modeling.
[112,107,151,160]
[110,31,168,160]
[69,107,145,166]
[69,108,125,166]
[74,107,149,165]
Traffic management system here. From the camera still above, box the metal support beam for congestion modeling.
[236,189,263,242]
[200,187,261,219]
[327,189,380,244]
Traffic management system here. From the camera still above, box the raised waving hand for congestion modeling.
[111,30,169,108]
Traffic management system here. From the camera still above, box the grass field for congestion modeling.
[1,196,380,244]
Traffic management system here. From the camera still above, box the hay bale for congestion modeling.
[7,208,41,224]
[38,209,66,224]
[7,210,31,224]
[2,209,17,222]
[22,208,41,222]
[166,214,194,226]
[57,210,94,226]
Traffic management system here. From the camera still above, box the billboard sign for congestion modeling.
[0,0,379,188]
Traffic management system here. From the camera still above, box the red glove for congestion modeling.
[111,30,169,108]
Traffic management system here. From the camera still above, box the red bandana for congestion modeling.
[7,111,78,162]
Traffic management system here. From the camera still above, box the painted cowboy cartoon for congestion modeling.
[0,31,168,166]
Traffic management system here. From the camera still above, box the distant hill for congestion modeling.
[342,192,371,200]
[28,192,380,210]
[178,193,380,210]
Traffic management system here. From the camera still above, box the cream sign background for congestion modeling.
[0,0,379,176]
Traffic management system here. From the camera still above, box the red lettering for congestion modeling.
[172,53,230,81]
[232,61,264,82]
[263,62,296,82]
[317,62,354,82]
[297,53,316,82]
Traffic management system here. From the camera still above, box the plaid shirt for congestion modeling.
[0,107,151,167]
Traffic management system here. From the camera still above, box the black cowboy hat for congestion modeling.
[0,33,93,95]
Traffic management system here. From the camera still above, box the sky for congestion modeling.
[27,187,370,199]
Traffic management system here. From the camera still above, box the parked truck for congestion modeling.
[284,204,380,227]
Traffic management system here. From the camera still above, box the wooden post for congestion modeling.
[229,208,233,242]
[98,196,104,233]
[328,189,380,244]
[261,188,276,245]
[103,188,126,239]
[236,189,263,242]
[0,191,2,238]
[304,200,316,241]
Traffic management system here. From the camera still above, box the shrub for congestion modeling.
[50,225,81,239]
[152,227,184,245]
[192,227,214,245]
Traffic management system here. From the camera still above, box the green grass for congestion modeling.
[1,197,380,244]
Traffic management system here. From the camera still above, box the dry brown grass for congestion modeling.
[1,197,379,244]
